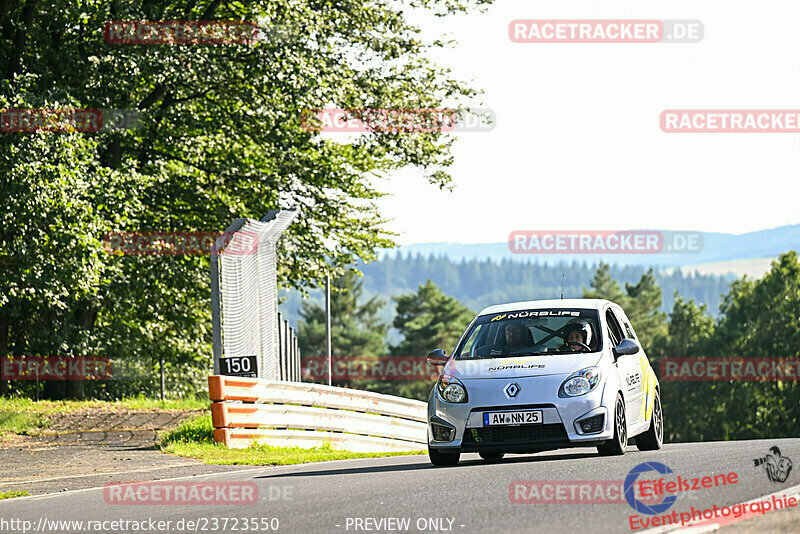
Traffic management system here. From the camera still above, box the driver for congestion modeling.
[503,321,535,353]
[559,319,593,352]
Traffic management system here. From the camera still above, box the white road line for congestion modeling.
[0,455,422,503]
[0,463,200,486]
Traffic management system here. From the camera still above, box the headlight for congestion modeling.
[437,375,468,403]
[558,367,601,398]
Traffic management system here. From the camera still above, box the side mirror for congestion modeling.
[612,338,640,358]
[427,349,449,367]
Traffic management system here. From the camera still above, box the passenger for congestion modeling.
[560,319,592,352]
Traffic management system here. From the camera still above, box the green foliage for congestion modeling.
[1,0,489,400]
[160,414,215,446]
[0,491,30,500]
[651,252,800,442]
[373,280,473,399]
[391,280,475,356]
[0,411,47,434]
[649,295,716,442]
[623,269,668,351]
[583,262,626,303]
[0,395,207,414]
[582,264,667,352]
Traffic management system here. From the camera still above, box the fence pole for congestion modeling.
[294,336,296,382]
[325,273,332,386]
[277,312,284,381]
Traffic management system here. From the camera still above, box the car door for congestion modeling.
[614,306,656,423]
[605,307,643,425]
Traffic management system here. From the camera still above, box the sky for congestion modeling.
[370,0,800,245]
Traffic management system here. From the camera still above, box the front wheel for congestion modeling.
[598,394,627,456]
[479,452,505,462]
[429,445,460,466]
[636,389,663,451]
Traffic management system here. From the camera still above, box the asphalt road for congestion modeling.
[2,438,799,534]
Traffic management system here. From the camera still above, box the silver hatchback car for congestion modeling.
[426,299,663,466]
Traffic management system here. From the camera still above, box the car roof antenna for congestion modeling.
[561,274,565,299]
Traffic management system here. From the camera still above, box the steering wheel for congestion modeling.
[566,341,591,352]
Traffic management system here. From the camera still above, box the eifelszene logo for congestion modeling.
[625,462,678,515]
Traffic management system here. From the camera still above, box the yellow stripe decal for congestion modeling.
[639,356,649,421]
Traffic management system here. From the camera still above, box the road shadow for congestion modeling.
[256,450,600,479]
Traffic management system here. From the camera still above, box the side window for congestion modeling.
[624,322,635,340]
[605,309,623,347]
[611,307,635,340]
[612,307,638,341]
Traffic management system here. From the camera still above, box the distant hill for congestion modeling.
[662,257,775,278]
[279,255,737,340]
[385,225,800,269]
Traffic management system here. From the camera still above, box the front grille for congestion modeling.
[463,423,568,445]
[577,414,604,433]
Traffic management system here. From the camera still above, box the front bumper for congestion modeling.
[428,374,614,453]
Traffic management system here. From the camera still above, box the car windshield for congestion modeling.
[455,308,602,359]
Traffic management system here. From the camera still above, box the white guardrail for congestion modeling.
[208,376,428,452]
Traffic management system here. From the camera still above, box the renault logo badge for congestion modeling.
[505,383,520,397]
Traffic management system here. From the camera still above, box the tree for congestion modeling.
[583,262,626,303]
[709,252,800,440]
[650,294,715,443]
[623,268,667,351]
[0,0,489,398]
[377,280,474,400]
[391,280,475,357]
[652,253,800,443]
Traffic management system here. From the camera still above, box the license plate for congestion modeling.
[483,410,543,426]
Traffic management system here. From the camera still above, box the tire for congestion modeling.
[636,389,663,451]
[479,452,505,462]
[597,394,627,456]
[428,445,460,466]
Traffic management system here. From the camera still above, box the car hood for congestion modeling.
[444,352,603,379]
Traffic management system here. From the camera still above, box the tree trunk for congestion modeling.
[63,307,98,400]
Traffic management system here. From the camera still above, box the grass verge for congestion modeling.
[0,395,208,436]
[0,395,208,415]
[0,411,48,434]
[0,490,29,500]
[160,415,426,465]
